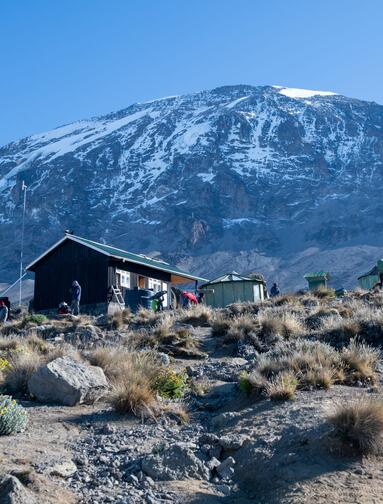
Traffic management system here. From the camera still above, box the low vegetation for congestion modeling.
[328,399,383,454]
[0,395,28,435]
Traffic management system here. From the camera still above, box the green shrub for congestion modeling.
[0,395,28,435]
[24,314,48,325]
[151,369,188,399]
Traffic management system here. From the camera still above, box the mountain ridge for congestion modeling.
[1,84,383,290]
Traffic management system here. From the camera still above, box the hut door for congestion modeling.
[138,276,145,288]
[253,284,261,301]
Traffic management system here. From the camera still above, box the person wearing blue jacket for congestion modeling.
[70,280,81,315]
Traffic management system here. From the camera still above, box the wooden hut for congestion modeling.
[304,272,330,291]
[26,233,207,314]
[200,272,266,308]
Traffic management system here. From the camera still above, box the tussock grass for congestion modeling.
[177,304,214,326]
[266,371,297,401]
[224,315,259,343]
[239,370,267,396]
[340,340,379,385]
[4,351,42,394]
[109,308,132,329]
[211,315,232,337]
[110,378,156,416]
[312,286,336,299]
[328,399,383,454]
[135,307,161,326]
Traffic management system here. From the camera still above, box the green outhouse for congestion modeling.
[304,272,330,291]
[200,272,266,308]
[357,265,380,290]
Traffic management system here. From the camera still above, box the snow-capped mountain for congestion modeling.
[1,84,383,290]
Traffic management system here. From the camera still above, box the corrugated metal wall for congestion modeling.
[204,281,264,308]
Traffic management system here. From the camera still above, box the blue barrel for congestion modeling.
[124,288,153,312]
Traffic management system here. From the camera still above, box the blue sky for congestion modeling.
[1,0,382,146]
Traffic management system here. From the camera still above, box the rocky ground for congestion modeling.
[2,293,383,503]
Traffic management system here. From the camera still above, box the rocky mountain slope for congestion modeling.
[1,84,383,289]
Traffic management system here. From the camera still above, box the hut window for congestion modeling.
[116,269,130,288]
[148,278,162,292]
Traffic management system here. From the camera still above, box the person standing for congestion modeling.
[0,300,8,324]
[270,282,280,298]
[70,280,81,315]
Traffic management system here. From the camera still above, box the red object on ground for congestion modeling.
[182,291,198,304]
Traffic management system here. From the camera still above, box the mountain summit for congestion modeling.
[1,84,383,289]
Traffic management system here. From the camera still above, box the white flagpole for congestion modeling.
[19,181,27,306]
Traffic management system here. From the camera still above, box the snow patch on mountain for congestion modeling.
[273,85,337,99]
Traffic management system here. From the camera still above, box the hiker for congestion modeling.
[70,280,81,315]
[270,282,280,298]
[0,300,8,324]
[58,301,70,315]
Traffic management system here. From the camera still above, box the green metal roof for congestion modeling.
[303,271,330,280]
[27,234,208,282]
[200,271,265,287]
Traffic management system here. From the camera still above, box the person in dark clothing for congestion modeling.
[70,280,81,315]
[0,300,8,324]
[197,291,205,304]
[270,282,280,298]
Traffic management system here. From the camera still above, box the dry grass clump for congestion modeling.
[266,371,297,401]
[340,340,379,385]
[300,366,335,390]
[211,315,232,337]
[152,316,174,340]
[312,286,336,300]
[321,318,362,345]
[253,340,342,391]
[110,377,156,416]
[135,307,161,326]
[225,315,259,343]
[271,294,300,307]
[328,399,383,454]
[3,351,42,394]
[259,314,303,340]
[177,304,214,326]
[305,308,341,330]
[239,370,268,396]
[88,346,187,417]
[109,308,133,329]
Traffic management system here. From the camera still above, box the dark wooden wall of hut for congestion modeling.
[32,240,109,311]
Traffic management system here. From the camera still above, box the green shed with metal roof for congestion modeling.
[200,272,266,308]
[303,271,330,291]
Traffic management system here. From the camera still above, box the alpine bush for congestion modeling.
[0,395,28,435]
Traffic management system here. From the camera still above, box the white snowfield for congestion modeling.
[273,85,337,99]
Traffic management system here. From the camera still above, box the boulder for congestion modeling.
[216,456,236,480]
[28,357,108,406]
[64,325,103,347]
[141,444,210,481]
[0,475,37,504]
[50,460,77,478]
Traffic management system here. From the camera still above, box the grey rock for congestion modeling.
[0,475,37,504]
[141,444,210,481]
[28,357,109,406]
[207,457,221,470]
[217,457,236,480]
[218,435,248,451]
[50,460,78,478]
[216,483,232,496]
